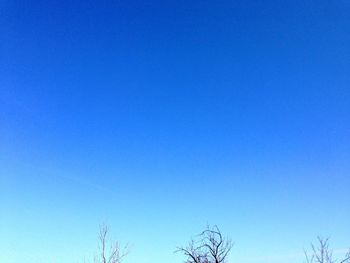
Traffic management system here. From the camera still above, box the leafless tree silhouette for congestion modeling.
[93,224,129,263]
[304,237,350,263]
[177,225,233,263]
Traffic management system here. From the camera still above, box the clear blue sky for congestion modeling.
[1,1,349,263]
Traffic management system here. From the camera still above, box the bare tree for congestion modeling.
[304,237,350,263]
[177,225,233,263]
[93,224,129,263]
[344,250,350,263]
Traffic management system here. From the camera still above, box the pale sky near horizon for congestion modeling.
[1,1,350,263]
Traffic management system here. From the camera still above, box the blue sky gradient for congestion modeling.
[1,1,350,263]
